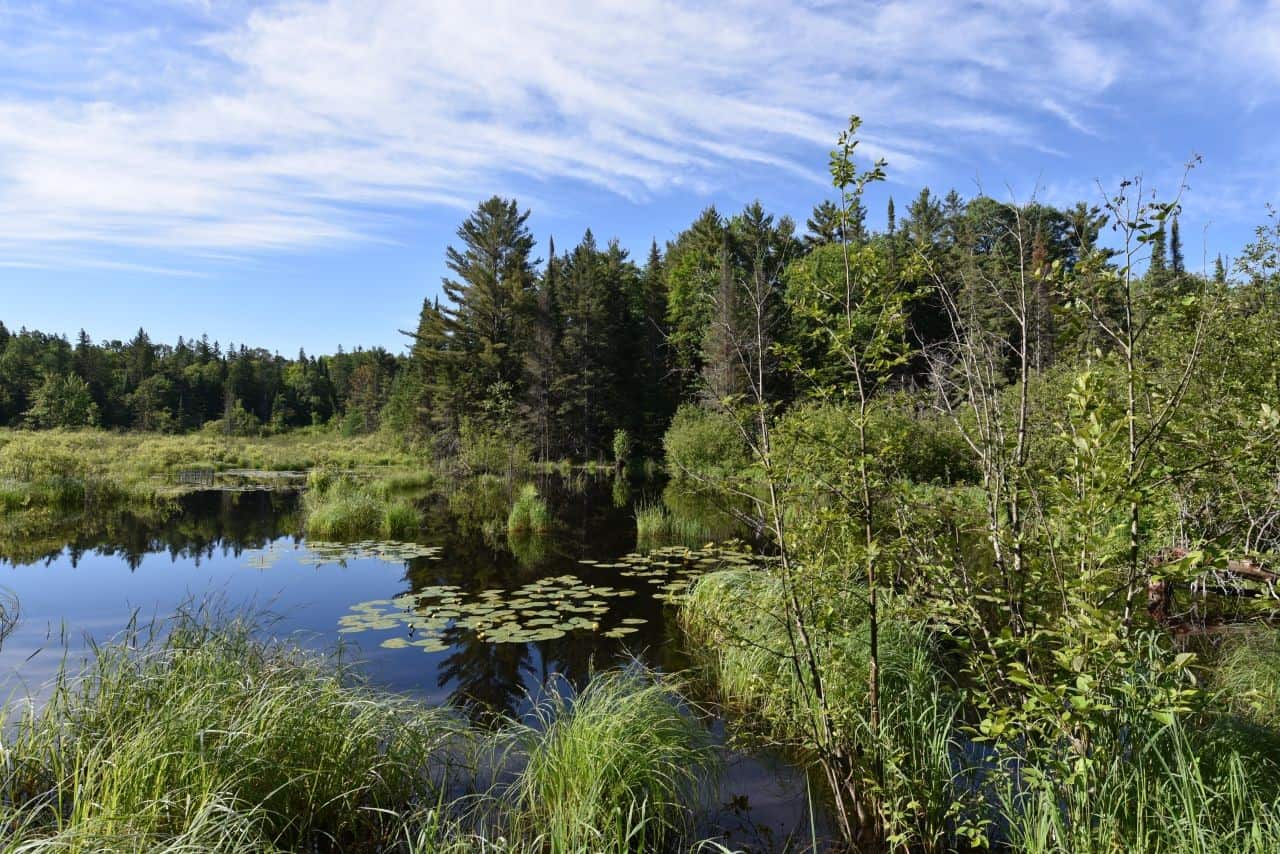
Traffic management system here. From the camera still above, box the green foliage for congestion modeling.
[1214,630,1280,728]
[510,669,717,852]
[0,610,728,853]
[633,500,713,550]
[24,373,98,428]
[457,416,532,475]
[303,476,422,540]
[661,404,749,482]
[1,609,460,851]
[506,482,552,534]
[611,428,632,466]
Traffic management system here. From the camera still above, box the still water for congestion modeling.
[0,475,823,850]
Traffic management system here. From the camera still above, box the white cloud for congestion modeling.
[0,0,1274,256]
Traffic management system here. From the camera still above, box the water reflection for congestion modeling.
[0,471,821,848]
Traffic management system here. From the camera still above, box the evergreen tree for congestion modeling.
[522,239,562,459]
[805,198,866,248]
[635,240,675,454]
[1150,221,1168,276]
[439,196,538,412]
[665,207,728,390]
[1170,216,1185,274]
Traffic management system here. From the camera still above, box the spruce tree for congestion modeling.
[439,196,537,412]
[1149,221,1168,276]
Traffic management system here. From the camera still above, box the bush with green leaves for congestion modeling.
[661,404,750,483]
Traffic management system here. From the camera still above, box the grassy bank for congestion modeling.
[0,427,425,510]
[634,500,714,550]
[0,609,721,853]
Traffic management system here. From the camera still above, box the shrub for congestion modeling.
[661,404,749,482]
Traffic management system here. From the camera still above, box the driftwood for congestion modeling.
[1148,548,1280,636]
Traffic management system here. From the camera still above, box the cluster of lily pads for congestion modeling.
[336,544,766,653]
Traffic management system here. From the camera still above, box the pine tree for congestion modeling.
[635,240,675,453]
[664,207,728,389]
[805,198,866,248]
[1214,254,1227,284]
[439,196,537,412]
[906,187,945,249]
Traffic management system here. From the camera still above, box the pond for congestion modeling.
[0,473,827,851]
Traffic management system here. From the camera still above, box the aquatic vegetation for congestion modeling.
[510,669,718,851]
[303,476,423,540]
[1213,628,1280,728]
[0,608,729,853]
[0,608,464,851]
[337,545,763,653]
[634,499,715,550]
[506,482,552,534]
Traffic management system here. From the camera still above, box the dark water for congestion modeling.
[0,474,822,850]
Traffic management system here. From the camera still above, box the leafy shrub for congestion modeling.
[661,404,749,482]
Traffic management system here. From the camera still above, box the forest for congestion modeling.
[4,116,1280,852]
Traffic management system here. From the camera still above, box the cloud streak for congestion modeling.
[0,0,1276,257]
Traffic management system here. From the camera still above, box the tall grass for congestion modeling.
[0,609,462,852]
[634,500,714,550]
[0,427,427,510]
[0,608,725,853]
[1213,628,1280,727]
[681,568,964,849]
[509,669,718,852]
[506,483,552,534]
[303,474,422,540]
[999,714,1280,853]
[684,567,1280,851]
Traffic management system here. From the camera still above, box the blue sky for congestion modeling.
[1,0,1278,355]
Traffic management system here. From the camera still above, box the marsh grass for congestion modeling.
[998,713,1280,854]
[0,607,726,853]
[0,608,464,852]
[634,501,714,550]
[506,483,552,534]
[303,475,422,540]
[1212,628,1280,728]
[0,428,424,510]
[508,670,718,852]
[684,568,1280,851]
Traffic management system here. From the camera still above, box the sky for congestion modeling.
[1,0,1278,355]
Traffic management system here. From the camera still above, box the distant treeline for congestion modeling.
[0,324,400,434]
[0,185,1221,451]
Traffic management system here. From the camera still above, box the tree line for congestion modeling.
[0,325,401,434]
[392,185,1217,462]
[2,182,1223,450]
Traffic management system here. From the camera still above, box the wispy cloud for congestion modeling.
[0,0,1276,257]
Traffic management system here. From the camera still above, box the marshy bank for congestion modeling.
[0,607,725,853]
